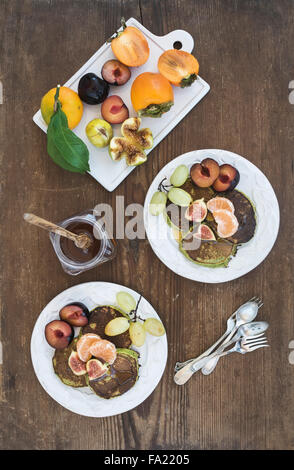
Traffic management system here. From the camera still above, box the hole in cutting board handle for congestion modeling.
[173,41,182,50]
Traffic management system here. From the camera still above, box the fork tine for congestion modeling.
[245,335,267,342]
[247,338,268,347]
[249,296,258,302]
[248,340,268,348]
[245,335,267,343]
[244,333,266,341]
[248,344,269,352]
[257,301,264,308]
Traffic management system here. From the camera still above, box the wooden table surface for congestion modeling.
[1,0,293,450]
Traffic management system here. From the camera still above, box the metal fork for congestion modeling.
[204,335,269,363]
[174,333,269,385]
[174,296,262,372]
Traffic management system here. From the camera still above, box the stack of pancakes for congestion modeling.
[53,306,139,399]
[165,178,256,268]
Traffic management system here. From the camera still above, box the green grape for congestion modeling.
[149,191,167,216]
[167,187,192,207]
[170,165,189,187]
[144,318,166,337]
[105,317,129,336]
[129,321,146,347]
[116,291,136,313]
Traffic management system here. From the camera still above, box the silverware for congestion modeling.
[174,296,261,373]
[174,315,236,372]
[200,296,263,375]
[174,320,269,385]
[201,335,269,364]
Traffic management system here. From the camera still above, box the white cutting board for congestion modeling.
[33,17,210,192]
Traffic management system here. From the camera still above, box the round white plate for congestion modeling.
[144,149,279,283]
[31,282,168,417]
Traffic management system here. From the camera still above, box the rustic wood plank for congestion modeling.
[0,0,293,450]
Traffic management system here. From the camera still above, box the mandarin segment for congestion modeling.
[76,333,101,362]
[207,197,235,214]
[213,209,239,238]
[90,339,117,364]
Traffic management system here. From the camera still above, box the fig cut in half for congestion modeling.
[121,117,153,150]
[185,198,207,222]
[68,351,87,376]
[109,117,153,166]
[193,224,216,241]
[86,359,108,380]
[109,137,147,166]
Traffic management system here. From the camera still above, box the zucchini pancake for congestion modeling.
[53,338,87,388]
[82,305,132,349]
[164,177,256,268]
[87,348,139,400]
[53,306,139,399]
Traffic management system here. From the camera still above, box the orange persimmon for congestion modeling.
[111,19,149,67]
[158,49,199,87]
[131,72,174,118]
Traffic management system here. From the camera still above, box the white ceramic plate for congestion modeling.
[31,282,168,417]
[144,149,280,283]
[33,17,210,191]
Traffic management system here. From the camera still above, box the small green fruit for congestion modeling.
[86,119,113,148]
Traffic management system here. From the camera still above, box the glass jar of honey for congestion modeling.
[49,209,117,275]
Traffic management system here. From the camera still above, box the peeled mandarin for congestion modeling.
[213,209,239,238]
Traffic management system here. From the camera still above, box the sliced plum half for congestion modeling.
[101,60,131,86]
[59,302,89,327]
[213,164,240,191]
[45,320,74,349]
[190,158,220,188]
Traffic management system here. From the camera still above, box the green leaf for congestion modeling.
[46,87,90,174]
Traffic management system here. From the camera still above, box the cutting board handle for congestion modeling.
[128,18,194,53]
[156,29,194,53]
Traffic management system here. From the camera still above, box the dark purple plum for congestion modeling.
[78,73,109,105]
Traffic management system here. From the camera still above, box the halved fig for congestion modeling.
[109,137,147,166]
[86,359,108,380]
[190,158,220,188]
[59,302,89,327]
[213,164,240,192]
[68,351,87,376]
[101,60,131,86]
[45,320,74,349]
[121,117,153,150]
[185,198,207,222]
[193,224,216,240]
[101,95,129,124]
